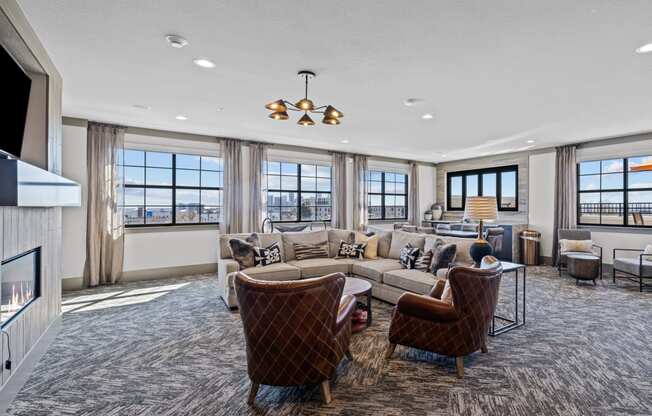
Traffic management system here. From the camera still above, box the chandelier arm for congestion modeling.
[312,105,328,110]
[286,107,303,112]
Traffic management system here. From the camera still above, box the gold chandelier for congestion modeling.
[265,70,343,126]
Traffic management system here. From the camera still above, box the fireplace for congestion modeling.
[0,248,40,327]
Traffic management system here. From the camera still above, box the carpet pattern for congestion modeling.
[5,267,652,416]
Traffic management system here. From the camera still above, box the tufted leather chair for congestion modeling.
[385,265,502,378]
[235,272,356,405]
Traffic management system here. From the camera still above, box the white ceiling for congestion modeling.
[17,0,652,163]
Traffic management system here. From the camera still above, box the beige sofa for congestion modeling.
[216,229,474,309]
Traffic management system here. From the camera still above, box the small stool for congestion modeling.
[567,254,600,285]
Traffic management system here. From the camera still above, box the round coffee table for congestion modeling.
[343,277,372,332]
[567,253,600,285]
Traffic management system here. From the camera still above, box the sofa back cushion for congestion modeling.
[388,231,425,259]
[327,229,355,257]
[376,231,393,258]
[282,230,329,261]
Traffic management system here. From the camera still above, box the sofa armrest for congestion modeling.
[218,259,240,277]
[336,294,356,333]
[396,292,459,322]
[428,279,446,299]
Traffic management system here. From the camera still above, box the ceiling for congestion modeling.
[16,0,652,163]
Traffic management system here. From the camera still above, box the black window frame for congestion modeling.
[265,161,332,223]
[577,156,652,228]
[446,165,519,212]
[120,149,223,227]
[366,170,409,221]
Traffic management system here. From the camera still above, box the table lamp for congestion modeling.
[464,196,498,265]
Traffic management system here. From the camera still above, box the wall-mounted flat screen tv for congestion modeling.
[0,44,32,159]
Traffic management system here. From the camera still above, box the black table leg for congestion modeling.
[366,290,372,327]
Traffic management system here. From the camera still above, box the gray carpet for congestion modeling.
[5,267,652,416]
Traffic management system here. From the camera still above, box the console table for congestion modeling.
[489,261,526,336]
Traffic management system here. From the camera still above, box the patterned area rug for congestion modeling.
[5,267,652,416]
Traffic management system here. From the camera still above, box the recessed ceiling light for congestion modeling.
[527,139,536,144]
[193,58,216,68]
[422,113,434,120]
[341,139,349,144]
[636,43,652,54]
[132,104,151,110]
[404,98,423,107]
[165,34,188,49]
[441,154,447,158]
[175,115,188,120]
[216,107,224,112]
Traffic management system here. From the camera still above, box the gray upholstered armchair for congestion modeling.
[612,248,652,292]
[557,229,602,277]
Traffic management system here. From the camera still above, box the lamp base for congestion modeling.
[470,239,493,266]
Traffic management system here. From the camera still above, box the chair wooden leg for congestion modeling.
[320,380,332,404]
[247,382,259,405]
[345,348,353,361]
[385,343,397,359]
[612,267,616,283]
[481,342,488,353]
[455,357,464,378]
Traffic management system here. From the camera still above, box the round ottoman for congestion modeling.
[567,253,600,285]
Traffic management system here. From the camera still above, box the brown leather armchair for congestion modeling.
[385,265,502,378]
[235,272,356,405]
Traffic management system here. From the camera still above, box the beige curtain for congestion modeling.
[331,152,347,229]
[247,143,267,233]
[352,154,368,231]
[408,161,420,226]
[221,138,243,234]
[552,145,577,265]
[83,122,125,287]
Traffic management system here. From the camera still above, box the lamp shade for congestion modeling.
[464,196,498,221]
[265,99,286,112]
[297,113,315,126]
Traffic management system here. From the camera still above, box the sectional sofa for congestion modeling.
[217,229,475,309]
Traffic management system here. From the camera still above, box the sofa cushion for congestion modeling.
[237,262,301,281]
[383,269,437,295]
[282,230,329,261]
[352,258,402,283]
[293,241,329,260]
[376,231,393,258]
[388,231,425,259]
[287,258,351,278]
[355,232,379,259]
[328,229,355,257]
[614,258,652,276]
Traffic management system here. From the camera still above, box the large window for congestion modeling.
[578,156,652,227]
[265,161,331,222]
[446,165,518,211]
[120,149,223,226]
[366,171,408,220]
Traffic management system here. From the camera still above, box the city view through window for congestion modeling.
[367,171,408,220]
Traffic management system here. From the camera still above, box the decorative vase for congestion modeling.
[431,204,443,220]
[424,211,433,221]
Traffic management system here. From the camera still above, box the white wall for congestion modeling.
[124,230,219,270]
[528,151,556,257]
[418,165,437,218]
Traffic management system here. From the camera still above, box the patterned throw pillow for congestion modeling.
[337,241,366,259]
[228,234,260,268]
[399,244,421,269]
[254,242,282,267]
[293,241,329,260]
[430,241,457,273]
[414,249,434,271]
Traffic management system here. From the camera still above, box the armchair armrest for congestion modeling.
[396,292,459,322]
[335,294,356,333]
[428,279,446,299]
[218,259,240,277]
[592,244,603,258]
[612,247,644,260]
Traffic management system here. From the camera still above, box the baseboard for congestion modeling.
[62,263,217,292]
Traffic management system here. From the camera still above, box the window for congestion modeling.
[265,161,331,222]
[119,149,223,226]
[446,165,518,211]
[578,156,652,227]
[366,171,408,220]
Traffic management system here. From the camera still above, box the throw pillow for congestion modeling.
[337,241,366,259]
[430,241,457,273]
[559,239,593,253]
[355,232,379,259]
[414,249,434,271]
[293,241,329,260]
[440,279,453,304]
[254,242,282,267]
[228,234,260,269]
[399,244,421,269]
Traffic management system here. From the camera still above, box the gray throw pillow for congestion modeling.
[228,234,260,269]
[430,241,457,273]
